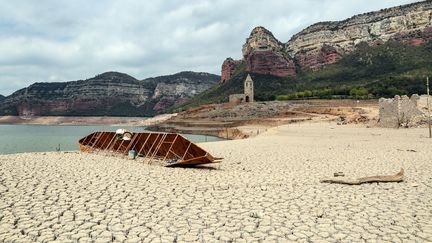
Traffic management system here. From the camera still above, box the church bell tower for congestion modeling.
[244,74,254,103]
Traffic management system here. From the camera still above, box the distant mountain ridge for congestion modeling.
[0,71,219,116]
[222,0,432,81]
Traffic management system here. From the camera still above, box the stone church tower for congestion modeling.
[244,74,254,102]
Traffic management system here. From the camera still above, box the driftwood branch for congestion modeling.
[320,168,404,185]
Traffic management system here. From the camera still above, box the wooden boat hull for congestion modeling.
[78,131,220,167]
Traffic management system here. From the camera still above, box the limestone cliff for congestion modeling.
[144,71,220,111]
[222,1,432,79]
[286,1,432,70]
[0,71,219,116]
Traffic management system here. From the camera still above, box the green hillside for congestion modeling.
[175,41,431,111]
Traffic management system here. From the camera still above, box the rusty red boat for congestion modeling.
[78,131,221,167]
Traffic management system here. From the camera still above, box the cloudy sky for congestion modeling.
[0,0,420,95]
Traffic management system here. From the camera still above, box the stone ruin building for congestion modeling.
[229,74,254,104]
[378,94,431,128]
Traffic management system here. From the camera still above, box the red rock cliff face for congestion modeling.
[393,27,432,46]
[220,27,296,81]
[295,45,343,71]
[221,58,241,82]
[246,50,296,77]
[243,27,296,77]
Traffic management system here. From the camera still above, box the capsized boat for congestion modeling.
[78,131,222,167]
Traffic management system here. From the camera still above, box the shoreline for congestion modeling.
[147,117,315,140]
[0,114,176,126]
[148,100,380,140]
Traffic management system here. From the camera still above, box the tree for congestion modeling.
[350,87,368,98]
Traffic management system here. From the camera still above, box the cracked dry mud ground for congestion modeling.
[0,123,431,242]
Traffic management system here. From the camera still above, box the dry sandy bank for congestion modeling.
[0,122,431,242]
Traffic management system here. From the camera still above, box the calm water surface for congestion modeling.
[0,125,222,154]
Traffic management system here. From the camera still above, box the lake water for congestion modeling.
[0,125,222,155]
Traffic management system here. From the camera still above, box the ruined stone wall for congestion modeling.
[378,94,430,127]
[229,94,245,104]
[379,96,400,128]
[416,94,432,114]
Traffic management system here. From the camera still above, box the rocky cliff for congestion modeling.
[221,58,241,83]
[144,72,220,111]
[0,71,219,116]
[242,27,296,77]
[0,95,4,102]
[222,1,432,80]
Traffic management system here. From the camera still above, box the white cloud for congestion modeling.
[0,0,420,95]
